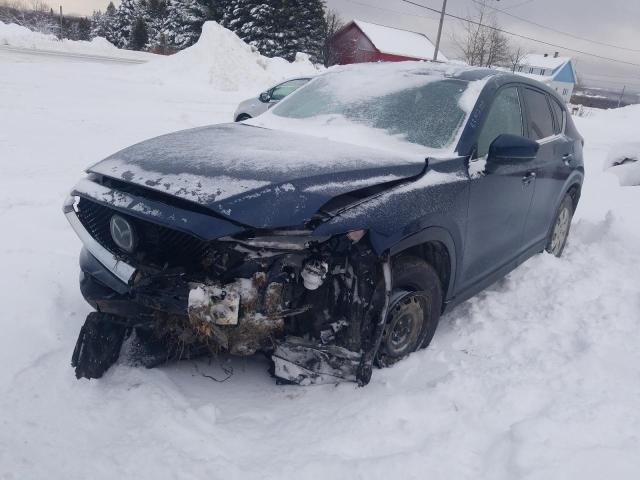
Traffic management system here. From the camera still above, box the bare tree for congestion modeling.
[507,46,527,72]
[453,0,510,68]
[0,0,58,35]
[323,8,344,66]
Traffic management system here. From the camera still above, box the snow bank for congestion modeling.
[0,20,155,60]
[603,141,640,186]
[139,21,321,91]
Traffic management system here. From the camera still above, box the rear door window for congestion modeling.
[522,88,555,140]
[476,87,524,157]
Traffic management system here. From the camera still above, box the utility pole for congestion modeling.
[617,85,626,108]
[431,0,500,62]
[433,0,447,62]
[59,6,63,40]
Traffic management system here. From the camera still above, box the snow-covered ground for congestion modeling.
[1,23,640,480]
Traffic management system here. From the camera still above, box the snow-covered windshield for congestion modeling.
[266,65,471,151]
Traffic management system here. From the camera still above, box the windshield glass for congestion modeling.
[266,65,471,151]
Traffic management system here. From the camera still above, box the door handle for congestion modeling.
[562,153,574,165]
[522,172,536,185]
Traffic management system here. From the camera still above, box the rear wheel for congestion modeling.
[235,113,251,122]
[546,194,574,257]
[376,257,442,367]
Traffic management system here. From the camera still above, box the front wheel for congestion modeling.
[546,194,574,257]
[376,257,442,367]
[235,113,251,122]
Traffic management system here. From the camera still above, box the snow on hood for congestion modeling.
[88,123,428,228]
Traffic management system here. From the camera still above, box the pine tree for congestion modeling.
[106,2,117,17]
[113,0,140,48]
[91,10,104,37]
[293,0,325,63]
[165,0,209,49]
[77,17,92,41]
[196,0,225,22]
[222,0,280,57]
[140,0,168,50]
[90,2,118,45]
[277,0,325,62]
[130,16,149,50]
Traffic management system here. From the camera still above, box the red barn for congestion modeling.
[327,20,446,66]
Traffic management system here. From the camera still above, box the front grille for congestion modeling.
[76,197,210,269]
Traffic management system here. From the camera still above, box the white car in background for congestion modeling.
[233,77,311,122]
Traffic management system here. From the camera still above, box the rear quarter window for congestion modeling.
[549,98,565,134]
[523,88,555,140]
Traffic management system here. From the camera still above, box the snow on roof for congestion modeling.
[353,20,447,62]
[519,53,571,70]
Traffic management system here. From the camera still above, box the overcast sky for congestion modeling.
[58,0,640,92]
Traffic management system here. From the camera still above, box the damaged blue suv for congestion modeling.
[64,62,583,385]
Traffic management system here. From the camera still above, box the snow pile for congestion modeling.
[140,21,321,91]
[604,142,640,186]
[588,105,640,187]
[577,104,640,190]
[0,20,155,60]
[1,46,640,479]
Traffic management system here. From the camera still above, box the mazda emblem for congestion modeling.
[110,214,136,253]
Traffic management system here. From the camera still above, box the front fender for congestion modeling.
[313,160,470,299]
[387,226,458,301]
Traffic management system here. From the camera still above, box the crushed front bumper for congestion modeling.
[66,192,390,386]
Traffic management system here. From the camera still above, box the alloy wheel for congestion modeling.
[549,205,571,255]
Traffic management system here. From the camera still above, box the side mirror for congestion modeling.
[487,134,539,165]
[259,92,271,103]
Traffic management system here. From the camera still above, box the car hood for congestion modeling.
[88,123,427,228]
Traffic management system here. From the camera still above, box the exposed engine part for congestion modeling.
[301,259,329,290]
[188,283,241,326]
[272,336,361,385]
[184,272,303,356]
[346,229,366,243]
[354,255,392,385]
[271,255,392,386]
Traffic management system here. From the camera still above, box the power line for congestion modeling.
[400,0,640,69]
[499,0,536,10]
[471,0,640,54]
[345,0,440,23]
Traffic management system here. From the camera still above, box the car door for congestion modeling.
[460,86,537,290]
[521,89,573,248]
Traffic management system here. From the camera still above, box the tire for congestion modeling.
[546,194,574,257]
[235,114,251,122]
[376,256,443,367]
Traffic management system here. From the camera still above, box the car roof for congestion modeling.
[323,62,564,103]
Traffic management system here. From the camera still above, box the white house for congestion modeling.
[514,53,577,102]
